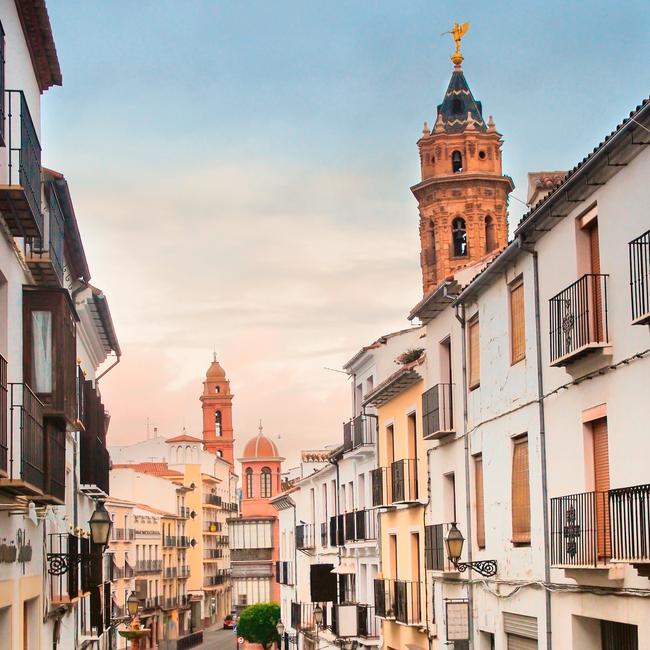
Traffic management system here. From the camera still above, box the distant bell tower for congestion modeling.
[200,355,234,464]
[412,22,514,295]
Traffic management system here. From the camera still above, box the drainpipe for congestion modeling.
[96,353,121,382]
[518,237,553,650]
[454,301,474,650]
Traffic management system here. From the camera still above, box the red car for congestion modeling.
[223,614,237,629]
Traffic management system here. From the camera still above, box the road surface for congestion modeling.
[194,625,237,650]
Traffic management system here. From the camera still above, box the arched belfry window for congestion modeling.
[452,150,463,173]
[485,215,496,253]
[452,217,468,257]
[215,411,222,437]
[260,467,272,499]
[245,467,253,498]
[451,98,463,115]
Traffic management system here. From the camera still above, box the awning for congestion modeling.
[331,563,355,574]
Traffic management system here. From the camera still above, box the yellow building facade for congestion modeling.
[367,357,430,650]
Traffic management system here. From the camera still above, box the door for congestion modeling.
[593,418,611,560]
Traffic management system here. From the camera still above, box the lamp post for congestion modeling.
[444,522,497,577]
[313,604,323,643]
[119,591,150,650]
[276,619,285,649]
[47,500,113,575]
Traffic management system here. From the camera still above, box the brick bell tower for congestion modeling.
[200,355,234,464]
[412,26,514,295]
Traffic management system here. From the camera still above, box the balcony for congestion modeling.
[296,523,316,551]
[178,535,190,547]
[204,549,223,560]
[331,510,377,545]
[549,273,610,366]
[0,382,44,497]
[204,574,226,588]
[329,514,344,546]
[357,604,379,639]
[24,182,64,286]
[422,383,454,440]
[0,90,42,238]
[179,565,190,578]
[49,533,80,603]
[178,506,190,518]
[630,230,650,324]
[79,380,110,496]
[373,579,422,625]
[290,602,329,632]
[0,355,6,477]
[135,560,162,574]
[203,494,222,507]
[163,536,177,547]
[163,597,178,610]
[204,521,222,533]
[391,458,419,504]
[275,560,294,586]
[373,579,395,619]
[371,467,390,508]
[551,484,650,577]
[342,414,376,454]
[112,528,135,542]
[425,523,456,572]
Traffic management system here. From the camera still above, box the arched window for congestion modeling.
[216,450,223,458]
[452,150,463,173]
[452,217,468,257]
[260,467,272,499]
[245,468,253,498]
[215,411,222,437]
[485,215,496,252]
[451,98,463,115]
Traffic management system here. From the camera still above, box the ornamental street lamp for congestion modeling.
[276,619,285,648]
[127,592,140,618]
[444,522,497,578]
[47,501,113,575]
[313,604,323,628]
[119,591,150,650]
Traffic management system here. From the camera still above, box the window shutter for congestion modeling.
[510,280,525,364]
[474,456,485,549]
[507,635,538,650]
[593,418,610,559]
[468,318,480,389]
[511,437,531,544]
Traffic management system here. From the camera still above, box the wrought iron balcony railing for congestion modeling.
[295,523,315,550]
[290,601,329,632]
[343,414,376,452]
[203,494,222,506]
[549,273,609,366]
[112,528,135,541]
[7,382,45,494]
[425,523,456,572]
[0,90,43,238]
[275,560,295,585]
[391,458,419,503]
[374,578,422,625]
[629,229,650,324]
[178,506,190,518]
[422,383,454,440]
[0,355,7,476]
[135,560,162,574]
[371,467,390,508]
[357,604,379,638]
[373,578,395,619]
[163,536,177,547]
[552,484,650,569]
[331,510,377,545]
[24,182,64,286]
[164,567,178,579]
[179,565,190,578]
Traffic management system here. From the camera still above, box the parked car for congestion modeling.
[223,614,237,629]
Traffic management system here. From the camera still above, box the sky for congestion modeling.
[43,1,650,465]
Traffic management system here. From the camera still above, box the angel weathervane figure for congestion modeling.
[444,21,470,66]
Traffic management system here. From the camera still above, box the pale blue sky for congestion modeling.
[41,1,650,458]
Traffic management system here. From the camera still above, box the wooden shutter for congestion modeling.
[468,318,480,389]
[474,456,485,549]
[507,635,538,650]
[510,279,525,364]
[588,220,604,341]
[511,437,531,544]
[593,418,611,559]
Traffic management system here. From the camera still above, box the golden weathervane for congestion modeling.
[443,21,470,66]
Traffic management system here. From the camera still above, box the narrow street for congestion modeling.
[194,626,237,650]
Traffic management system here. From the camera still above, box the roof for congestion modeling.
[516,97,650,240]
[408,278,459,323]
[112,462,183,478]
[206,358,226,380]
[342,326,420,370]
[15,0,62,92]
[240,433,283,461]
[88,284,121,356]
[436,67,486,134]
[166,432,203,444]
[301,450,331,463]
[44,169,91,283]
[362,354,425,408]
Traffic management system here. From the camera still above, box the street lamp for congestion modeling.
[313,604,324,628]
[276,619,285,648]
[444,522,497,577]
[119,591,150,649]
[47,501,112,575]
[127,592,140,618]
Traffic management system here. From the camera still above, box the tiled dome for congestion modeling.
[242,434,280,459]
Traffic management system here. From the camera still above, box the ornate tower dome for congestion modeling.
[241,433,281,461]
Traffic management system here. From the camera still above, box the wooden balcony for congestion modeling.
[0,91,43,239]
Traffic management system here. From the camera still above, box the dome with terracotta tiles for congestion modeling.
[241,431,282,460]
[206,359,226,379]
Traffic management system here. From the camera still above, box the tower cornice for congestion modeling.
[411,173,514,197]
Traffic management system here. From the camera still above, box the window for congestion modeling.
[474,455,485,549]
[452,150,463,173]
[468,317,480,390]
[485,215,496,252]
[509,278,525,364]
[629,229,650,324]
[452,217,467,256]
[451,98,462,115]
[215,410,222,436]
[245,468,253,498]
[260,467,272,498]
[511,436,531,544]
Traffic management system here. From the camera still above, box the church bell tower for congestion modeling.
[200,355,234,464]
[412,24,514,295]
